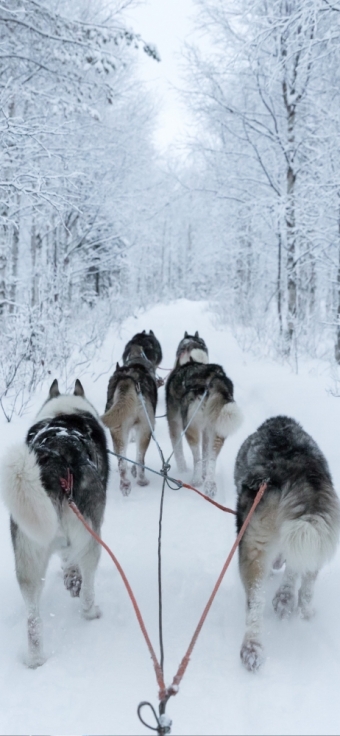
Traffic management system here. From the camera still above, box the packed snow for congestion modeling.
[1,299,340,736]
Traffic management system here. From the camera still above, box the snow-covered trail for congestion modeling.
[1,299,340,735]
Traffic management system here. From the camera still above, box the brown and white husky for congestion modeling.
[102,346,157,495]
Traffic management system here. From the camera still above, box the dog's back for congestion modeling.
[102,361,157,494]
[167,362,238,435]
[122,330,162,368]
[235,416,340,559]
[235,415,340,672]
[2,380,108,546]
[26,411,108,530]
[104,362,157,416]
[166,358,242,496]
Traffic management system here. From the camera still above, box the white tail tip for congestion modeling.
[216,401,243,438]
[1,443,58,547]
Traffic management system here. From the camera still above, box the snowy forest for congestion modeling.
[2,0,340,417]
[3,4,340,736]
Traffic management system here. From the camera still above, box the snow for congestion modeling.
[1,299,340,735]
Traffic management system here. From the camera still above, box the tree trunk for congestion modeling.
[277,231,283,337]
[334,197,340,363]
[31,219,42,307]
[285,103,297,352]
[9,192,20,314]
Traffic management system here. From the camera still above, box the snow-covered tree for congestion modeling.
[183,0,340,360]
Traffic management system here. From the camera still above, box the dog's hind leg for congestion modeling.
[272,566,298,618]
[13,525,50,668]
[185,423,203,486]
[167,407,187,473]
[111,429,131,495]
[203,432,225,498]
[298,570,318,620]
[202,429,209,480]
[135,422,152,486]
[239,534,273,672]
[78,536,102,620]
[131,462,137,478]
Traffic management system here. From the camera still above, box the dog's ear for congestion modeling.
[116,362,120,370]
[184,331,188,337]
[142,330,146,334]
[49,379,60,399]
[74,379,85,397]
[195,331,199,338]
[149,329,154,335]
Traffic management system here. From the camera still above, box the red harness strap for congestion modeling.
[165,481,267,696]
[180,481,237,514]
[60,472,167,699]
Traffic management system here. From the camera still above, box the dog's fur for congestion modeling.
[174,330,209,368]
[102,348,157,495]
[122,329,162,369]
[234,415,340,672]
[1,379,109,668]
[166,336,242,497]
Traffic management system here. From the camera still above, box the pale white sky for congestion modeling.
[126,0,196,150]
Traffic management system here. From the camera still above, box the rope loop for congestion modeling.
[137,701,172,735]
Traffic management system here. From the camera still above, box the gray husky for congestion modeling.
[235,416,340,672]
[102,346,158,495]
[122,329,162,369]
[1,379,109,668]
[174,330,209,368]
[166,334,242,497]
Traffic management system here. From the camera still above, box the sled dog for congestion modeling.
[1,379,109,668]
[122,329,162,370]
[102,347,157,495]
[174,330,209,368]
[166,343,242,497]
[234,415,340,672]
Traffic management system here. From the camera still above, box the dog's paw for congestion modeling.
[137,477,150,486]
[82,604,102,620]
[298,604,315,621]
[120,479,131,496]
[192,475,203,487]
[240,639,264,672]
[272,586,295,619]
[25,652,46,669]
[131,465,137,478]
[63,565,82,597]
[203,480,217,497]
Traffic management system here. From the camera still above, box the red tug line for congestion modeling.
[60,469,266,732]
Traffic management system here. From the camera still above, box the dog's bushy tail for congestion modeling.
[215,401,243,438]
[1,443,58,546]
[281,512,340,572]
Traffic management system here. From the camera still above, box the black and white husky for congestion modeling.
[235,416,340,672]
[166,334,242,497]
[1,379,109,668]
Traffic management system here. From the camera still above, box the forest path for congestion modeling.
[0,299,339,736]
